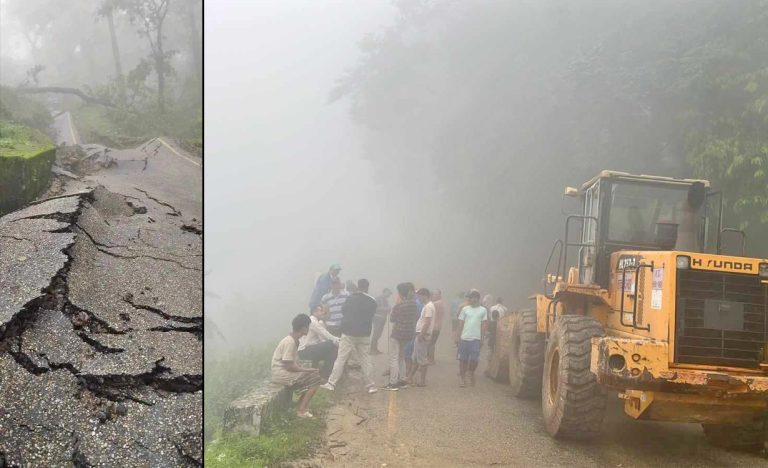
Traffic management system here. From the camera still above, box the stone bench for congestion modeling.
[222,380,293,436]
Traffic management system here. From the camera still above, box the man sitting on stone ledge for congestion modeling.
[272,314,325,418]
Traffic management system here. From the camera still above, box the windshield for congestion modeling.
[607,182,704,250]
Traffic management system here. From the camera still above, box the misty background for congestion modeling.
[0,0,201,149]
[207,0,768,356]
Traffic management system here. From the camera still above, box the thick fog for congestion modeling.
[205,0,398,353]
[206,0,768,355]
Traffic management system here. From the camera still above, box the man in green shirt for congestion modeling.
[455,290,488,387]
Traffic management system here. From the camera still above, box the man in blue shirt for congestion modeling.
[309,263,341,311]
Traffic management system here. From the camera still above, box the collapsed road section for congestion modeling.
[0,184,202,466]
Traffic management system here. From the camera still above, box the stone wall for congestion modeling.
[0,122,56,216]
[223,380,293,436]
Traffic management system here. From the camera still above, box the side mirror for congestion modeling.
[564,186,579,197]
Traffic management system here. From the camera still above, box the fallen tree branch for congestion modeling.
[15,86,116,108]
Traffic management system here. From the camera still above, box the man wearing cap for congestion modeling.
[309,264,342,312]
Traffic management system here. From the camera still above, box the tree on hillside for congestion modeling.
[179,0,202,82]
[97,0,127,105]
[333,0,768,300]
[117,0,174,113]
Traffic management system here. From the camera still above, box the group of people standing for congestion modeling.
[270,263,503,417]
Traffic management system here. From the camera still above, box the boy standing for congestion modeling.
[408,288,434,386]
[456,290,488,387]
[271,314,325,418]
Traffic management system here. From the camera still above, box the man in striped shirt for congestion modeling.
[384,282,419,390]
[321,277,349,337]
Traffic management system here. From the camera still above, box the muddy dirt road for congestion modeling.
[318,333,766,467]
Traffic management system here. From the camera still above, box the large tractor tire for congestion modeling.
[541,315,606,439]
[508,309,545,398]
[702,419,767,453]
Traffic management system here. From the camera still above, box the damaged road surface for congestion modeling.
[1,178,202,464]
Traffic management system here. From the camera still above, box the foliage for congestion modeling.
[114,0,174,113]
[204,391,331,468]
[203,342,275,443]
[0,120,54,159]
[0,120,55,215]
[333,0,768,300]
[0,86,52,131]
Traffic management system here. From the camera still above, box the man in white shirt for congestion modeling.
[299,305,340,379]
[272,314,324,418]
[490,297,508,318]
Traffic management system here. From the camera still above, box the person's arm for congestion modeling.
[283,360,318,373]
[418,316,432,339]
[313,319,339,344]
[481,319,488,346]
[456,308,465,344]
[390,304,400,323]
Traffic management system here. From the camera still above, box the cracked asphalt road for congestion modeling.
[1,113,202,466]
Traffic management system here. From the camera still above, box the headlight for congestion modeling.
[676,256,691,270]
[759,262,768,278]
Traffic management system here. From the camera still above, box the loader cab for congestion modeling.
[573,171,716,288]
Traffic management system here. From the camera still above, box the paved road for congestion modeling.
[53,112,202,219]
[52,111,81,146]
[320,332,767,467]
[1,113,202,466]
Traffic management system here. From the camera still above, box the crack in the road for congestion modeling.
[2,185,202,465]
[71,434,90,468]
[173,441,203,468]
[1,190,200,399]
[65,302,127,335]
[76,332,125,354]
[0,234,38,251]
[133,187,181,217]
[148,325,203,340]
[122,297,203,325]
[135,228,202,258]
[74,222,127,249]
[8,211,77,224]
[181,224,202,235]
[80,234,202,271]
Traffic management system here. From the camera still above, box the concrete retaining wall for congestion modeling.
[222,380,293,436]
[0,122,56,216]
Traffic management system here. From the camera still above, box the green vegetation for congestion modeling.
[204,391,331,468]
[0,86,52,131]
[67,79,202,153]
[204,344,274,442]
[0,120,55,159]
[204,343,332,467]
[0,91,56,215]
[333,0,768,285]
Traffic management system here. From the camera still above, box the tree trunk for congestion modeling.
[186,1,202,82]
[16,86,116,107]
[105,5,126,105]
[156,27,166,114]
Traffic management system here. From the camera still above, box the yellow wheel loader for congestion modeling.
[499,170,768,451]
